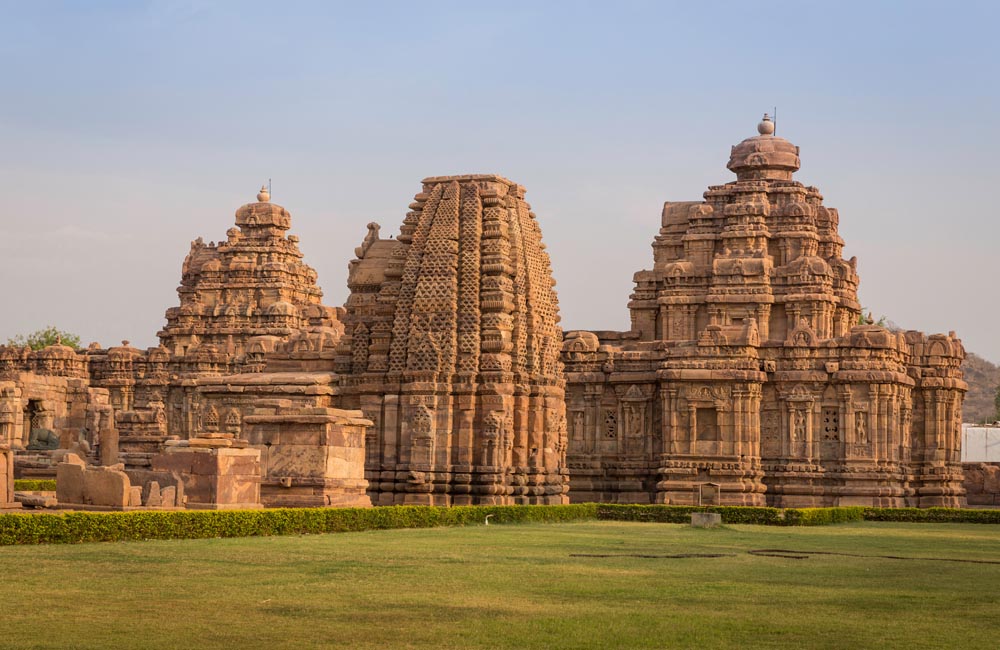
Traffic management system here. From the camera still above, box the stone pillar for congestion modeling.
[688,405,698,454]
[731,390,741,458]
[376,394,399,505]
[756,304,771,341]
[839,390,850,461]
[0,392,16,448]
[0,443,18,509]
[581,386,597,455]
[872,384,882,461]
[452,392,476,506]
[781,401,791,458]
[878,386,890,464]
[805,403,815,462]
[99,408,119,467]
[512,391,530,469]
[660,387,674,454]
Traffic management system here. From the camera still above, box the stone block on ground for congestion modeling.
[690,512,722,528]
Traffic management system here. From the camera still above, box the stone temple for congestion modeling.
[0,117,969,511]
[336,175,567,505]
[562,115,966,507]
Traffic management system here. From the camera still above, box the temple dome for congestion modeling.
[107,340,141,362]
[727,114,801,181]
[235,186,291,230]
[36,341,77,360]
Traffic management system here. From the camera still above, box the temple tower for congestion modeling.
[106,188,344,464]
[158,186,338,364]
[563,115,966,507]
[338,175,568,505]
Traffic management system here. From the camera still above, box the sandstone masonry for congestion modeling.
[0,117,968,510]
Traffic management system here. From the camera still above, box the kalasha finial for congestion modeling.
[757,113,775,136]
[257,185,270,202]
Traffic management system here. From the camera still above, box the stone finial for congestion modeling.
[257,185,270,202]
[757,113,775,136]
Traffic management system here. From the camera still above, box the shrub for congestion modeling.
[4,503,998,547]
[863,507,1000,524]
[782,507,865,526]
[0,504,599,546]
[596,504,786,525]
[13,479,57,492]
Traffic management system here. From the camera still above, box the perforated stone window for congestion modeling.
[605,410,617,438]
[822,408,839,441]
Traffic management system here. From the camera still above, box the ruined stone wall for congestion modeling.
[963,462,1000,506]
[0,344,115,476]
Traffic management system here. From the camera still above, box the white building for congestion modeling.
[962,424,1000,462]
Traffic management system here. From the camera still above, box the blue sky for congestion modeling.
[2,1,998,360]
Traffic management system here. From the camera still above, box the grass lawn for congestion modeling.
[3,521,998,649]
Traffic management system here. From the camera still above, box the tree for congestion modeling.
[994,383,1000,423]
[5,326,81,351]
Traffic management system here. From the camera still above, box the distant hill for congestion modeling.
[962,352,1000,424]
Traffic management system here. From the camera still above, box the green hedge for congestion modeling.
[597,504,866,526]
[599,504,1000,526]
[0,504,598,546]
[597,504,786,525]
[863,507,1000,524]
[13,479,56,491]
[783,507,866,526]
[4,502,999,546]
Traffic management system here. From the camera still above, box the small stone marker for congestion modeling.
[145,481,162,507]
[690,512,722,528]
[160,486,177,508]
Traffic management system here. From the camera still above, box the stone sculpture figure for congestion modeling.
[856,412,869,445]
[793,411,807,441]
[27,428,60,451]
